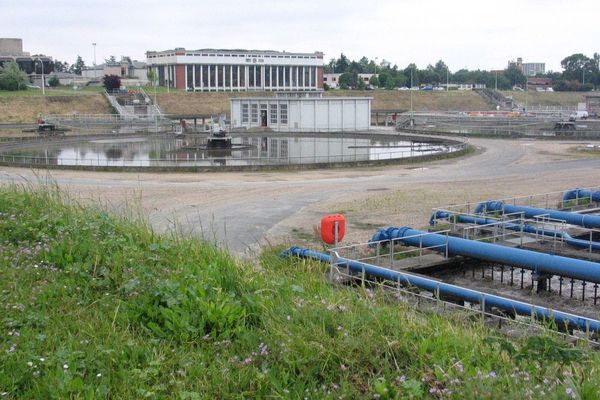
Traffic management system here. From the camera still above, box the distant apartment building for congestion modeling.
[146,48,324,91]
[508,57,545,77]
[0,38,53,74]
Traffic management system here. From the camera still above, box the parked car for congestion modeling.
[397,86,409,91]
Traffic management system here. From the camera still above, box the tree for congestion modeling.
[338,72,357,89]
[561,53,591,83]
[0,60,29,91]
[378,73,390,88]
[369,75,379,88]
[53,60,69,73]
[105,55,117,64]
[335,54,350,73]
[102,74,121,91]
[503,65,526,87]
[70,56,85,75]
[147,68,157,87]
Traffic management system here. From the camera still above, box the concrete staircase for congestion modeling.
[104,88,163,120]
[475,89,515,110]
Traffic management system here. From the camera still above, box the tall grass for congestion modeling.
[1,185,599,399]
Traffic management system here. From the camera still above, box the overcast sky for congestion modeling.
[3,0,599,72]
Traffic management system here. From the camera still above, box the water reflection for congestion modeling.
[2,134,457,167]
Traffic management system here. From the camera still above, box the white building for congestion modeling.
[230,92,372,132]
[146,48,324,91]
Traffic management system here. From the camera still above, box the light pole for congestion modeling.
[34,57,45,96]
[92,43,97,66]
[375,57,378,88]
[495,71,498,91]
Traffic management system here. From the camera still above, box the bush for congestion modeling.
[102,74,121,91]
[0,60,28,91]
[47,75,60,87]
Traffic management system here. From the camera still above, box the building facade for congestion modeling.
[146,48,324,91]
[230,92,371,132]
[0,37,53,74]
[508,57,545,77]
[82,57,147,82]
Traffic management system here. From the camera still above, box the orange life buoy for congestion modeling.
[321,214,346,245]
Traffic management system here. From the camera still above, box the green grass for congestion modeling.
[1,185,600,398]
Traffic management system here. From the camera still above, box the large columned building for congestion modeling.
[146,48,324,91]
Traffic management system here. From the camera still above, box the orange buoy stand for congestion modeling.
[321,214,346,245]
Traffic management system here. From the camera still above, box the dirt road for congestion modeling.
[2,137,600,256]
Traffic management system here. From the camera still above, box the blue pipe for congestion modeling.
[475,201,600,229]
[563,189,600,203]
[370,226,600,283]
[281,246,600,333]
[431,211,600,251]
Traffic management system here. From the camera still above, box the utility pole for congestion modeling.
[92,43,97,66]
[35,58,45,96]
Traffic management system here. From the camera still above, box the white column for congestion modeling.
[261,65,265,90]
[245,65,249,90]
[295,67,299,90]
[213,65,217,92]
[283,66,287,89]
[192,65,196,90]
[229,65,233,91]
[200,65,204,91]
[253,66,257,89]
[276,67,279,91]
[309,67,312,90]
[237,65,240,90]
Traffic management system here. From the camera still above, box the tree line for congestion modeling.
[325,53,600,91]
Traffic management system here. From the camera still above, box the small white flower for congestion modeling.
[63,363,69,370]
[26,361,33,367]
[96,373,102,378]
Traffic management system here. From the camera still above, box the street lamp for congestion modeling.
[92,43,97,66]
[34,57,45,96]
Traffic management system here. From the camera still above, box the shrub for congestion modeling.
[0,60,28,91]
[102,74,121,91]
[48,75,60,87]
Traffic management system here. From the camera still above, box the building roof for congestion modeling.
[147,48,323,57]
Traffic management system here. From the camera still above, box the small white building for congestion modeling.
[323,73,377,89]
[230,92,372,132]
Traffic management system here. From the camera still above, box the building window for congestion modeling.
[278,66,284,87]
[241,103,249,123]
[251,103,258,123]
[240,66,245,87]
[270,104,278,124]
[186,65,193,88]
[249,66,255,87]
[265,67,271,87]
[270,139,278,158]
[279,104,288,124]
[194,65,201,87]
[280,139,288,158]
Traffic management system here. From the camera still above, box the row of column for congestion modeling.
[184,64,317,91]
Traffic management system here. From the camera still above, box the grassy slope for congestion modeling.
[1,186,599,399]
[0,90,111,123]
[155,90,493,116]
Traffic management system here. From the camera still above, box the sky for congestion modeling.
[2,0,599,72]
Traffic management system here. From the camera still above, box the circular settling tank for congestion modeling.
[0,132,465,170]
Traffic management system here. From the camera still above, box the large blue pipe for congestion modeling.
[563,189,600,203]
[475,201,600,229]
[431,211,600,251]
[370,226,600,283]
[281,246,600,333]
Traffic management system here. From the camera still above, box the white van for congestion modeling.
[569,111,589,121]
